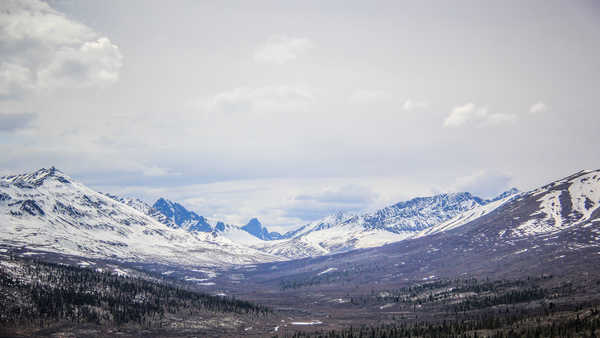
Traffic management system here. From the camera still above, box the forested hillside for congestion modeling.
[0,257,271,336]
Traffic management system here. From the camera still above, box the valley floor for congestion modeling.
[2,251,600,337]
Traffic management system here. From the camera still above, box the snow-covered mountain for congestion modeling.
[507,169,600,237]
[0,167,280,266]
[3,166,596,270]
[225,170,600,290]
[251,190,520,258]
[147,197,285,242]
[106,183,521,260]
[151,197,226,232]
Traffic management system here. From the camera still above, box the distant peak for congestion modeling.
[485,188,520,203]
[3,167,72,187]
[36,166,60,175]
[241,217,282,240]
[153,197,176,208]
[247,218,262,226]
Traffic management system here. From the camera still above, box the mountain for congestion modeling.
[223,169,600,290]
[108,182,520,259]
[0,167,527,265]
[241,218,282,240]
[151,198,220,232]
[0,167,280,266]
[251,189,519,259]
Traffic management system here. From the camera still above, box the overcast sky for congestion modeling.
[1,0,599,231]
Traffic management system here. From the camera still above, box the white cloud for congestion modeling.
[452,169,513,199]
[202,85,315,115]
[253,35,314,64]
[0,62,34,98]
[0,0,122,97]
[443,103,516,127]
[402,99,429,111]
[529,101,549,114]
[481,113,518,126]
[38,37,122,88]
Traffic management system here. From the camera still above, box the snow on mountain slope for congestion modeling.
[251,190,519,259]
[152,198,219,232]
[106,193,274,246]
[354,192,487,233]
[512,170,600,237]
[417,192,521,237]
[0,168,281,266]
[103,193,179,228]
[229,172,600,291]
[0,167,533,264]
[249,212,357,259]
[149,198,284,243]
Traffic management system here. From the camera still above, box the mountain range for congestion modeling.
[0,167,598,271]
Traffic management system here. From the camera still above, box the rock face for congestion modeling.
[241,218,282,240]
[151,198,213,232]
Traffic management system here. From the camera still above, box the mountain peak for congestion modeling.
[247,217,261,226]
[151,198,212,232]
[487,188,520,203]
[241,218,282,241]
[242,218,263,233]
[2,167,72,188]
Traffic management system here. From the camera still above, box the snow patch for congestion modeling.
[318,267,337,275]
[291,321,323,325]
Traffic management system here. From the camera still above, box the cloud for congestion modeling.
[443,103,516,127]
[0,62,34,98]
[0,112,35,131]
[295,184,375,205]
[402,99,429,111]
[289,185,377,221]
[202,85,315,115]
[452,170,513,199]
[349,92,428,111]
[0,0,122,98]
[529,101,549,114]
[253,35,314,64]
[37,37,122,88]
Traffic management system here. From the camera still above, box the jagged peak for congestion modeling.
[246,217,262,226]
[487,188,520,203]
[153,197,173,207]
[241,217,283,240]
[1,166,72,187]
[390,191,482,209]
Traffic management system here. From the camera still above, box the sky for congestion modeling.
[1,0,599,232]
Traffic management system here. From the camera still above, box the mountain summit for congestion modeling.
[152,198,214,232]
[241,218,282,240]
